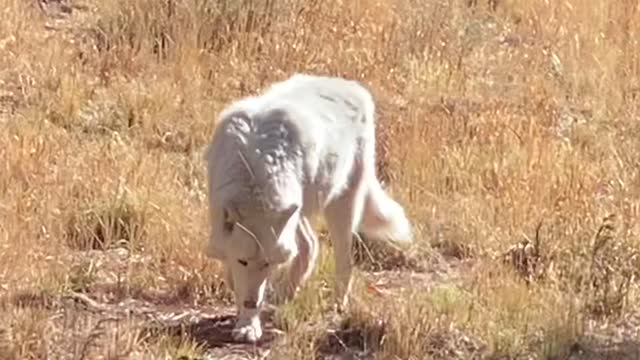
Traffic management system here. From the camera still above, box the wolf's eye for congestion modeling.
[237,259,248,266]
[223,221,234,234]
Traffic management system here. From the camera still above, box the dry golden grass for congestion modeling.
[2,0,640,359]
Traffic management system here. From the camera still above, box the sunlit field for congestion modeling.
[1,0,640,359]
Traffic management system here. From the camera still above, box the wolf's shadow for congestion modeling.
[143,313,279,349]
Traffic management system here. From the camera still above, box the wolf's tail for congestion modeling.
[358,178,413,244]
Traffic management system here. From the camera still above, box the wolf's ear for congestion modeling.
[282,204,299,219]
[269,204,301,264]
[222,205,241,235]
[276,204,299,229]
[281,204,300,223]
[269,204,300,264]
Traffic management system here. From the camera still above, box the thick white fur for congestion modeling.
[204,73,412,342]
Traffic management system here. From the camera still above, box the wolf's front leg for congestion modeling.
[230,264,268,343]
[232,306,263,342]
[283,216,319,302]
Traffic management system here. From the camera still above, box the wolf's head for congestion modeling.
[206,202,300,267]
[206,202,300,315]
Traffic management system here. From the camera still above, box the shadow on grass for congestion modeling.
[141,312,281,351]
[313,315,386,360]
[0,290,57,310]
[568,340,640,360]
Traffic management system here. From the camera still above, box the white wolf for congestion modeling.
[204,74,413,342]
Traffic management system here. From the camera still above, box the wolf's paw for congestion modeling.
[232,321,263,343]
